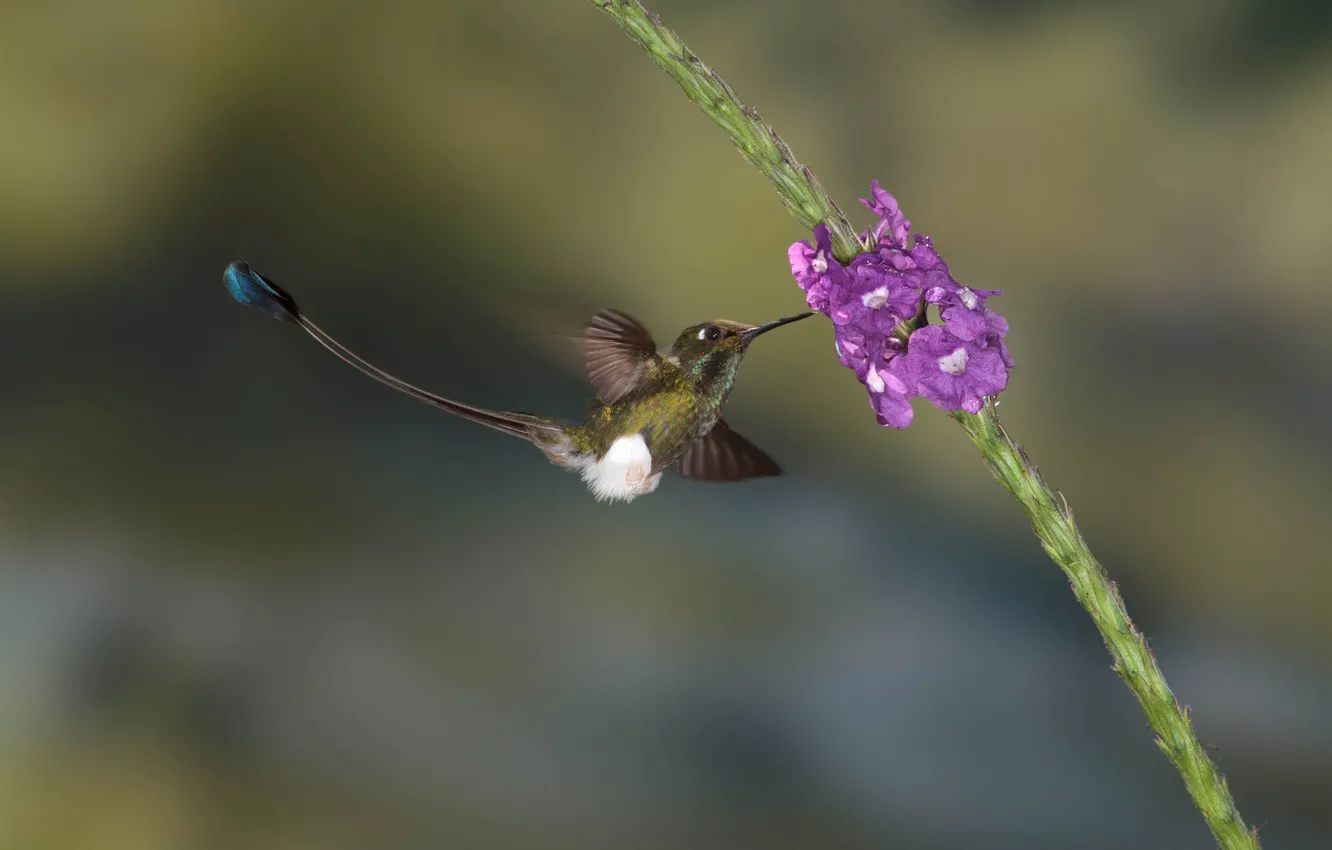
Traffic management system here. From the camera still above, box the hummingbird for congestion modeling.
[223,261,813,503]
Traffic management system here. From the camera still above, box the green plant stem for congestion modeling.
[589,2,1261,848]
[590,0,862,263]
[953,404,1259,850]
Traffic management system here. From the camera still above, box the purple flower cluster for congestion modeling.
[788,181,1013,428]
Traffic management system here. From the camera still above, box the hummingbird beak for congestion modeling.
[740,311,815,341]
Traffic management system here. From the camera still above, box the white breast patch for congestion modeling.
[579,434,662,503]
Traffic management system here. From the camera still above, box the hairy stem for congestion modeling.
[953,404,1259,850]
[590,0,862,262]
[589,2,1261,848]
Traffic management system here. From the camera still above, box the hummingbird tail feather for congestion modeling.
[296,315,561,442]
[224,261,567,443]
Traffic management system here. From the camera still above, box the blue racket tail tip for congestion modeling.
[223,260,300,323]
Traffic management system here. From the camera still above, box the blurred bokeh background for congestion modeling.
[1,1,1330,848]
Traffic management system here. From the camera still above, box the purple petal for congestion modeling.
[915,367,966,411]
[788,240,818,283]
[924,285,952,305]
[804,277,832,312]
[883,250,918,272]
[904,325,953,358]
[941,304,989,342]
[861,180,912,249]
[905,326,1009,412]
[962,345,1009,397]
[833,260,924,329]
[834,327,877,380]
[988,332,1016,368]
[909,236,944,270]
[873,389,914,428]
[830,300,866,327]
[812,223,835,258]
[878,359,910,395]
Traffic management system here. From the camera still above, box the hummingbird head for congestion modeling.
[668,311,814,389]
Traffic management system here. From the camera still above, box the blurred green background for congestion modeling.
[1,1,1330,848]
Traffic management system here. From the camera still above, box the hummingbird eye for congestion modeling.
[700,325,723,342]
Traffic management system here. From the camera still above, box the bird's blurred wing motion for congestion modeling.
[583,309,661,405]
[671,419,781,482]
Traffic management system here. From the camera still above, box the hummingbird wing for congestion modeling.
[583,309,661,404]
[672,419,782,482]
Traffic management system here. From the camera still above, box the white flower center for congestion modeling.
[811,251,828,274]
[866,364,885,393]
[958,287,978,310]
[937,347,968,375]
[861,286,890,309]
